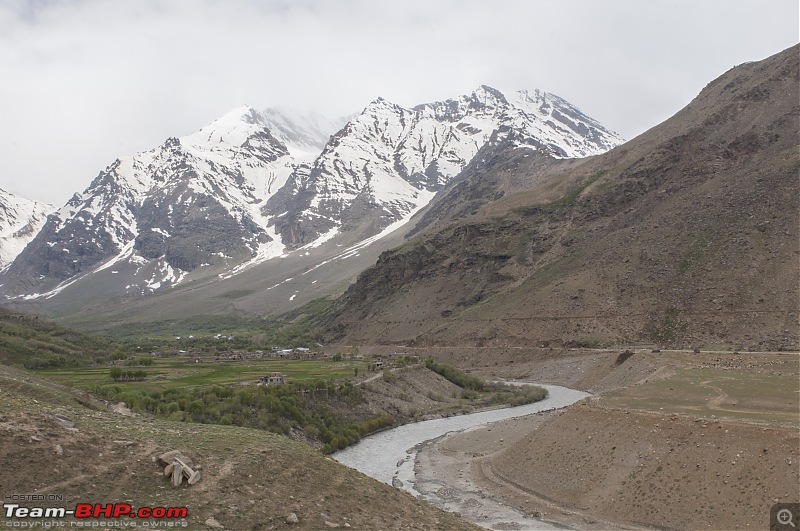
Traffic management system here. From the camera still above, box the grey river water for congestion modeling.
[333,383,590,529]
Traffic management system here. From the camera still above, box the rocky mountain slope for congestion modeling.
[315,45,800,351]
[0,88,622,322]
[1,107,341,299]
[265,86,622,248]
[0,188,53,270]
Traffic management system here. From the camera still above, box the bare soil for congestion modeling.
[489,405,798,530]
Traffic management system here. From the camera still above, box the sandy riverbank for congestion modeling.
[415,402,799,530]
[414,410,643,530]
[413,351,799,530]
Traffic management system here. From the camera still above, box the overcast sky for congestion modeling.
[1,0,797,206]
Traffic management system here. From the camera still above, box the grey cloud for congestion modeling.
[0,0,797,205]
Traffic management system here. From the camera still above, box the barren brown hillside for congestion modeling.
[489,403,799,530]
[317,44,799,351]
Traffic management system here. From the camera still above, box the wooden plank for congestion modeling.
[164,463,174,477]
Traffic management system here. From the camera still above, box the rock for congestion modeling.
[324,522,340,528]
[30,435,41,442]
[158,450,184,465]
[171,462,183,486]
[113,440,136,446]
[187,469,202,485]
[204,517,224,529]
[285,513,299,524]
[49,414,75,429]
[54,444,63,456]
[111,402,133,416]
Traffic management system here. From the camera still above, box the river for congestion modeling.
[332,383,589,528]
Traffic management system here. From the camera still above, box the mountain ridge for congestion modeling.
[312,45,800,351]
[265,85,622,250]
[1,86,622,315]
[0,188,53,270]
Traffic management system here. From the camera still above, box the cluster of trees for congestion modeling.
[125,357,155,366]
[113,300,335,354]
[0,309,117,369]
[504,385,548,406]
[93,379,394,453]
[424,357,548,405]
[424,358,485,390]
[109,366,147,381]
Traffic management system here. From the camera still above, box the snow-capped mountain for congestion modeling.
[266,86,623,248]
[0,188,53,270]
[1,107,345,298]
[1,87,623,302]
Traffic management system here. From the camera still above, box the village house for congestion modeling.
[258,373,288,386]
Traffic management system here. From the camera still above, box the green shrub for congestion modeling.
[505,385,548,406]
[91,377,382,454]
[461,389,479,400]
[127,357,154,366]
[424,358,484,390]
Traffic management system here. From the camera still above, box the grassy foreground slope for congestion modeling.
[0,365,477,530]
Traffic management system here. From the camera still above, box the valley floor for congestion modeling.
[2,348,796,530]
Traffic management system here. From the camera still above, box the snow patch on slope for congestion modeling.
[0,188,54,269]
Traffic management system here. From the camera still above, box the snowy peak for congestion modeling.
[260,107,347,153]
[0,188,54,269]
[503,88,623,156]
[267,86,624,248]
[2,106,348,299]
[182,106,265,150]
[182,106,343,156]
[1,87,621,301]
[414,85,623,158]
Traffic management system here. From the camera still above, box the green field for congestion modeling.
[38,356,367,393]
[38,355,391,453]
[601,363,800,425]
